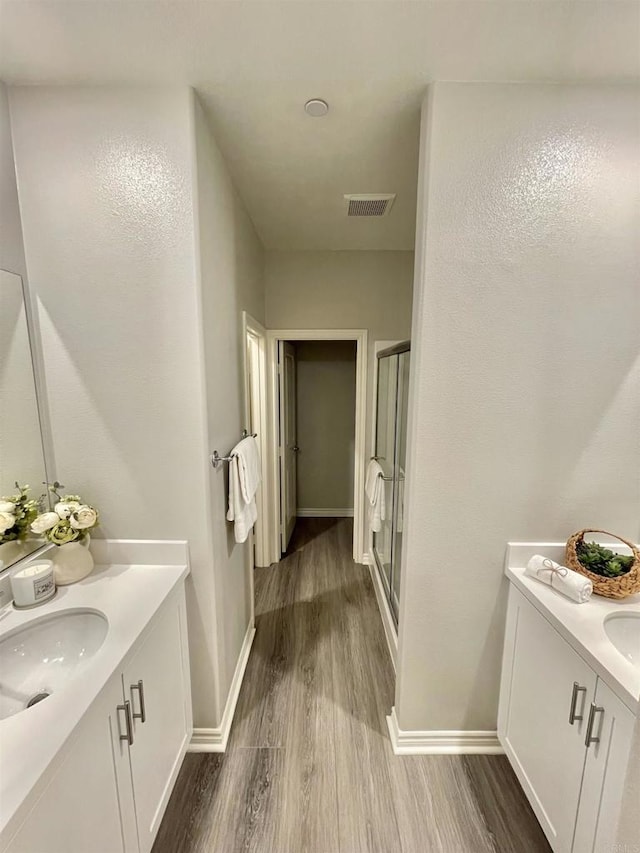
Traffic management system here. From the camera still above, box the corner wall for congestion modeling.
[192,93,265,711]
[9,86,265,729]
[397,82,640,733]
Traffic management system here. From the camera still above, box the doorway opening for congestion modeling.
[266,329,368,565]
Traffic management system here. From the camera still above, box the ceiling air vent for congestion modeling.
[344,194,396,217]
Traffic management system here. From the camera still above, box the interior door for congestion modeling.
[278,341,297,552]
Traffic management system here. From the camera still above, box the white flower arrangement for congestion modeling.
[0,484,38,543]
[30,482,99,546]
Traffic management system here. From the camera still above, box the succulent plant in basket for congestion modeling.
[566,528,640,600]
[575,540,634,578]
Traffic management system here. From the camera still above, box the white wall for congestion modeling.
[295,340,357,511]
[266,250,413,341]
[397,83,640,733]
[193,95,265,711]
[9,86,265,729]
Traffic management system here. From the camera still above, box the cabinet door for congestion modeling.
[4,674,138,853]
[573,678,636,853]
[498,588,596,853]
[122,592,191,853]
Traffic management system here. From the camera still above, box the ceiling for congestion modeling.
[1,1,638,251]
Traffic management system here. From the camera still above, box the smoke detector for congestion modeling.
[344,194,396,217]
[304,99,329,117]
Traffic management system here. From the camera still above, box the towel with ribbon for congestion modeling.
[525,554,593,604]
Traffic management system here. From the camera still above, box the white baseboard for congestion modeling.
[366,553,397,670]
[296,508,354,518]
[188,623,256,753]
[386,707,503,755]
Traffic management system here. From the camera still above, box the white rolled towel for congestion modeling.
[525,554,593,604]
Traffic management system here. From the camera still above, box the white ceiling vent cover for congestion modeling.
[344,194,396,217]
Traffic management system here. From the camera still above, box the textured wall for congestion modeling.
[397,83,640,732]
[295,340,357,511]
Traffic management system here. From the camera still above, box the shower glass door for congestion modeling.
[390,350,410,621]
[373,342,410,627]
[373,353,397,595]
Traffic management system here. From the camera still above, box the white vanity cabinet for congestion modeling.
[4,672,137,853]
[498,586,636,853]
[122,593,192,853]
[4,585,191,853]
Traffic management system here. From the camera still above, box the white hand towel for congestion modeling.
[226,436,261,544]
[365,460,386,533]
[234,436,261,505]
[525,554,593,604]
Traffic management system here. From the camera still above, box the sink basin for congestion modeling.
[0,609,108,720]
[604,612,640,669]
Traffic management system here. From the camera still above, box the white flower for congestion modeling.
[55,501,80,519]
[31,512,60,534]
[0,501,15,514]
[0,512,16,534]
[69,505,98,530]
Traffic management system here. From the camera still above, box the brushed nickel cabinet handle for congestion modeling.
[130,679,146,723]
[585,703,604,747]
[117,700,134,746]
[569,682,587,724]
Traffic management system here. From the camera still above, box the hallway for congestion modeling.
[153,518,550,853]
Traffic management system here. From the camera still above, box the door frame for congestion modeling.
[266,328,368,565]
[242,312,270,572]
[277,341,297,553]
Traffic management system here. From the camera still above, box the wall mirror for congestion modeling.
[0,269,52,571]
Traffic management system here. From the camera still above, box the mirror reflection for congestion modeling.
[0,269,50,569]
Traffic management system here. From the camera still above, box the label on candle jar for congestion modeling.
[34,575,54,601]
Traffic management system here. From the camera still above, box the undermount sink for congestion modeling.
[0,609,108,720]
[603,612,640,669]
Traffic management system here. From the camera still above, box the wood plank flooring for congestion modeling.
[153,518,551,853]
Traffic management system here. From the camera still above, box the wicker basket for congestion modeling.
[566,529,640,600]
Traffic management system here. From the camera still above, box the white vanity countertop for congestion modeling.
[506,543,640,714]
[0,539,189,837]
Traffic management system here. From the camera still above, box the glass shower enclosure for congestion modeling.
[372,341,410,626]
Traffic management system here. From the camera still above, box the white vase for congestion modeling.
[52,535,94,586]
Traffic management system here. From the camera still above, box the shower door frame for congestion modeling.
[370,340,410,644]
